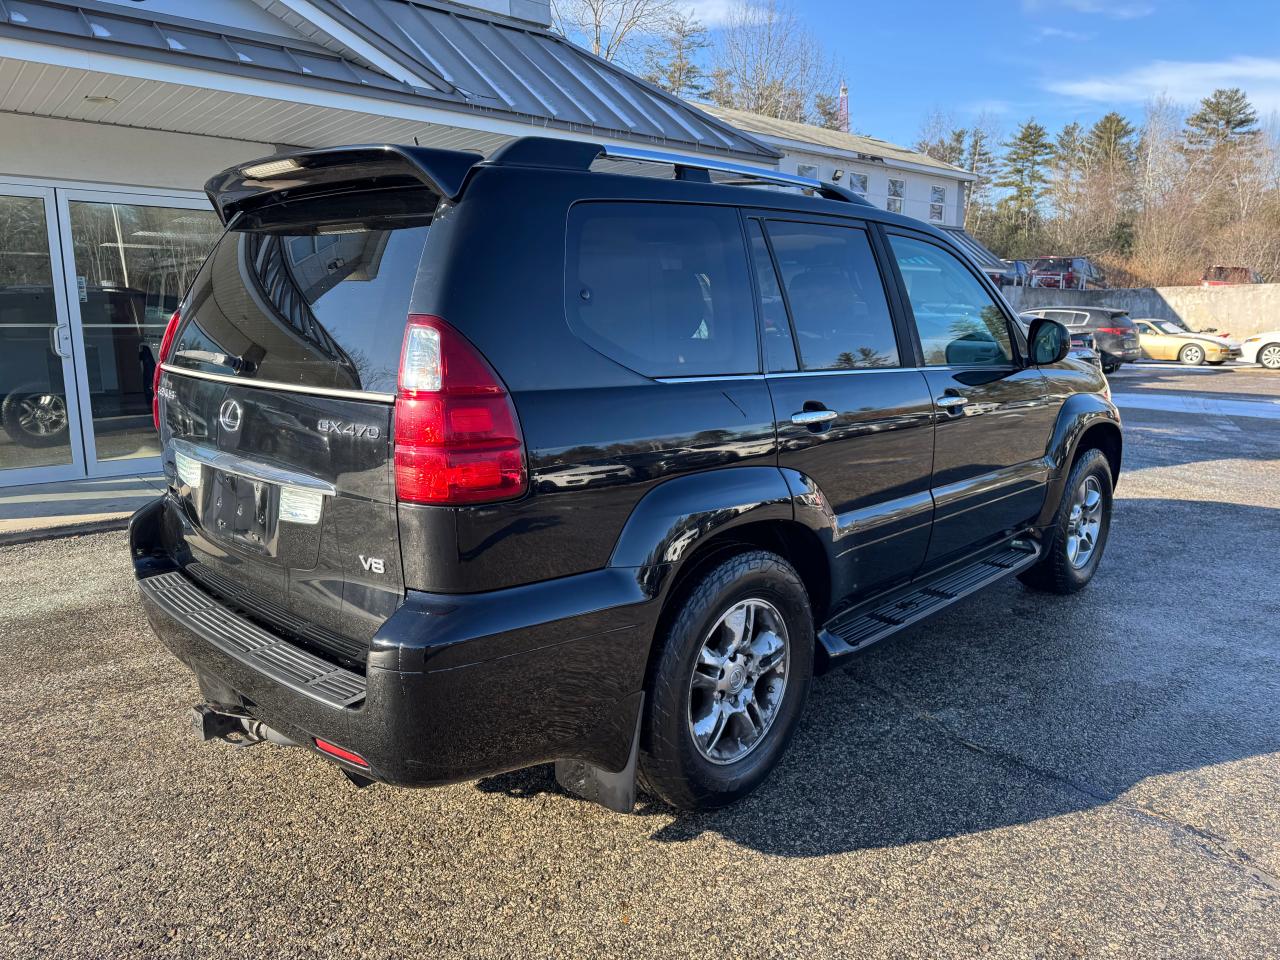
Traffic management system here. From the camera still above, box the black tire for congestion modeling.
[0,385,70,448]
[1179,343,1205,366]
[1019,448,1113,595]
[638,550,814,810]
[1101,360,1119,374]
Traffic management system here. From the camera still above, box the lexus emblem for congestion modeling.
[219,399,243,433]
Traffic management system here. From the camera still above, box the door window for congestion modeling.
[748,221,797,372]
[68,200,220,463]
[889,235,1014,367]
[0,195,73,472]
[566,202,757,377]
[763,221,900,370]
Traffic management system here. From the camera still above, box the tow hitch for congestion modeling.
[190,703,296,749]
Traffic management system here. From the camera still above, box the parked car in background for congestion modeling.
[130,136,1123,814]
[1022,307,1140,373]
[1132,318,1241,365]
[1239,331,1280,370]
[1018,314,1101,370]
[996,259,1031,288]
[1029,257,1107,290]
[1201,265,1262,287]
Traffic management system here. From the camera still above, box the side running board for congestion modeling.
[818,541,1040,665]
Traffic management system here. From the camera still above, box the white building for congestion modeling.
[0,0,777,489]
[695,103,976,228]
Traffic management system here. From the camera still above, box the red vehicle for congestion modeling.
[1201,265,1262,287]
[1030,256,1107,290]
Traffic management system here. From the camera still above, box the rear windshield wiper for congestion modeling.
[173,349,258,375]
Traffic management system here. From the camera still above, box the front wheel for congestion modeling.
[1019,449,1114,594]
[1258,343,1280,370]
[639,550,814,810]
[1179,343,1205,366]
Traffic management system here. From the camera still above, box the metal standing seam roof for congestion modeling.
[0,0,422,97]
[0,0,778,160]
[939,226,1008,272]
[303,0,779,160]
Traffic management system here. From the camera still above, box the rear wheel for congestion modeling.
[1019,449,1113,595]
[1,386,69,448]
[639,550,813,810]
[1259,343,1280,370]
[1179,343,1205,366]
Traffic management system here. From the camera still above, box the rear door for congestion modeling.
[157,188,435,664]
[884,230,1055,568]
[749,215,935,600]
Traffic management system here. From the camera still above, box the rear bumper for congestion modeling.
[130,497,653,787]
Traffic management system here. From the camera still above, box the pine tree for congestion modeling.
[1185,88,1259,148]
[640,11,710,100]
[963,126,997,232]
[995,120,1055,232]
[1085,112,1137,175]
[813,93,843,131]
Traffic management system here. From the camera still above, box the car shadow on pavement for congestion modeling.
[480,498,1280,858]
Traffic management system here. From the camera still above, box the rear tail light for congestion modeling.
[394,315,527,505]
[1096,327,1129,335]
[314,738,368,768]
[152,309,181,431]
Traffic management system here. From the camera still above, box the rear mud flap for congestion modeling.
[555,693,644,813]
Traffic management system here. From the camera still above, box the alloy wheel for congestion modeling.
[1181,345,1204,365]
[15,393,67,438]
[687,598,790,765]
[1065,475,1104,569]
[1261,345,1280,370]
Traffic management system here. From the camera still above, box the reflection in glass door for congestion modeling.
[0,189,82,484]
[62,195,221,471]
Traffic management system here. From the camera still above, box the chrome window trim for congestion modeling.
[160,364,396,403]
[169,438,336,495]
[654,374,767,384]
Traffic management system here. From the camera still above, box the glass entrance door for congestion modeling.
[58,191,221,476]
[0,187,84,485]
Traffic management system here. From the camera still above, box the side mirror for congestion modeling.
[1028,317,1071,366]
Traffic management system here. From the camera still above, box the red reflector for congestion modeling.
[152,309,181,431]
[394,315,528,506]
[313,738,368,767]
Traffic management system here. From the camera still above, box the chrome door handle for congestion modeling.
[791,409,837,426]
[936,395,968,409]
[49,323,73,359]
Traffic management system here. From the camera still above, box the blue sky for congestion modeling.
[690,0,1280,146]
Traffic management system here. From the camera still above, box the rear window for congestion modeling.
[565,201,757,377]
[170,187,436,395]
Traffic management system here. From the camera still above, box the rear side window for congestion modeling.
[566,202,757,377]
[889,234,1013,366]
[761,220,900,370]
[171,187,435,394]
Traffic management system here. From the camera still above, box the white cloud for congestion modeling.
[684,0,737,26]
[1023,0,1155,18]
[1036,26,1091,41]
[1047,56,1280,114]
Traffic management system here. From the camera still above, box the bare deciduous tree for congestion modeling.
[708,0,839,125]
[552,0,679,63]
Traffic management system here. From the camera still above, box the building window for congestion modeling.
[887,178,905,214]
[797,163,819,179]
[929,185,946,222]
[848,172,869,196]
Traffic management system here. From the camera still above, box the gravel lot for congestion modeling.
[2,364,1278,959]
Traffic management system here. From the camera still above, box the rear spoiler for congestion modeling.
[204,144,483,225]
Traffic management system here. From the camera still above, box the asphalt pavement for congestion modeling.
[1,363,1277,959]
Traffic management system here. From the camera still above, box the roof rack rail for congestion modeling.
[600,145,871,205]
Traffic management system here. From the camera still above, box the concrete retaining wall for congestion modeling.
[1004,284,1280,338]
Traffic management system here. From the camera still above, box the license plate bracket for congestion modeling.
[207,470,278,555]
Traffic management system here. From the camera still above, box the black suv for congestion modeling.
[131,139,1122,812]
[1022,307,1141,374]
